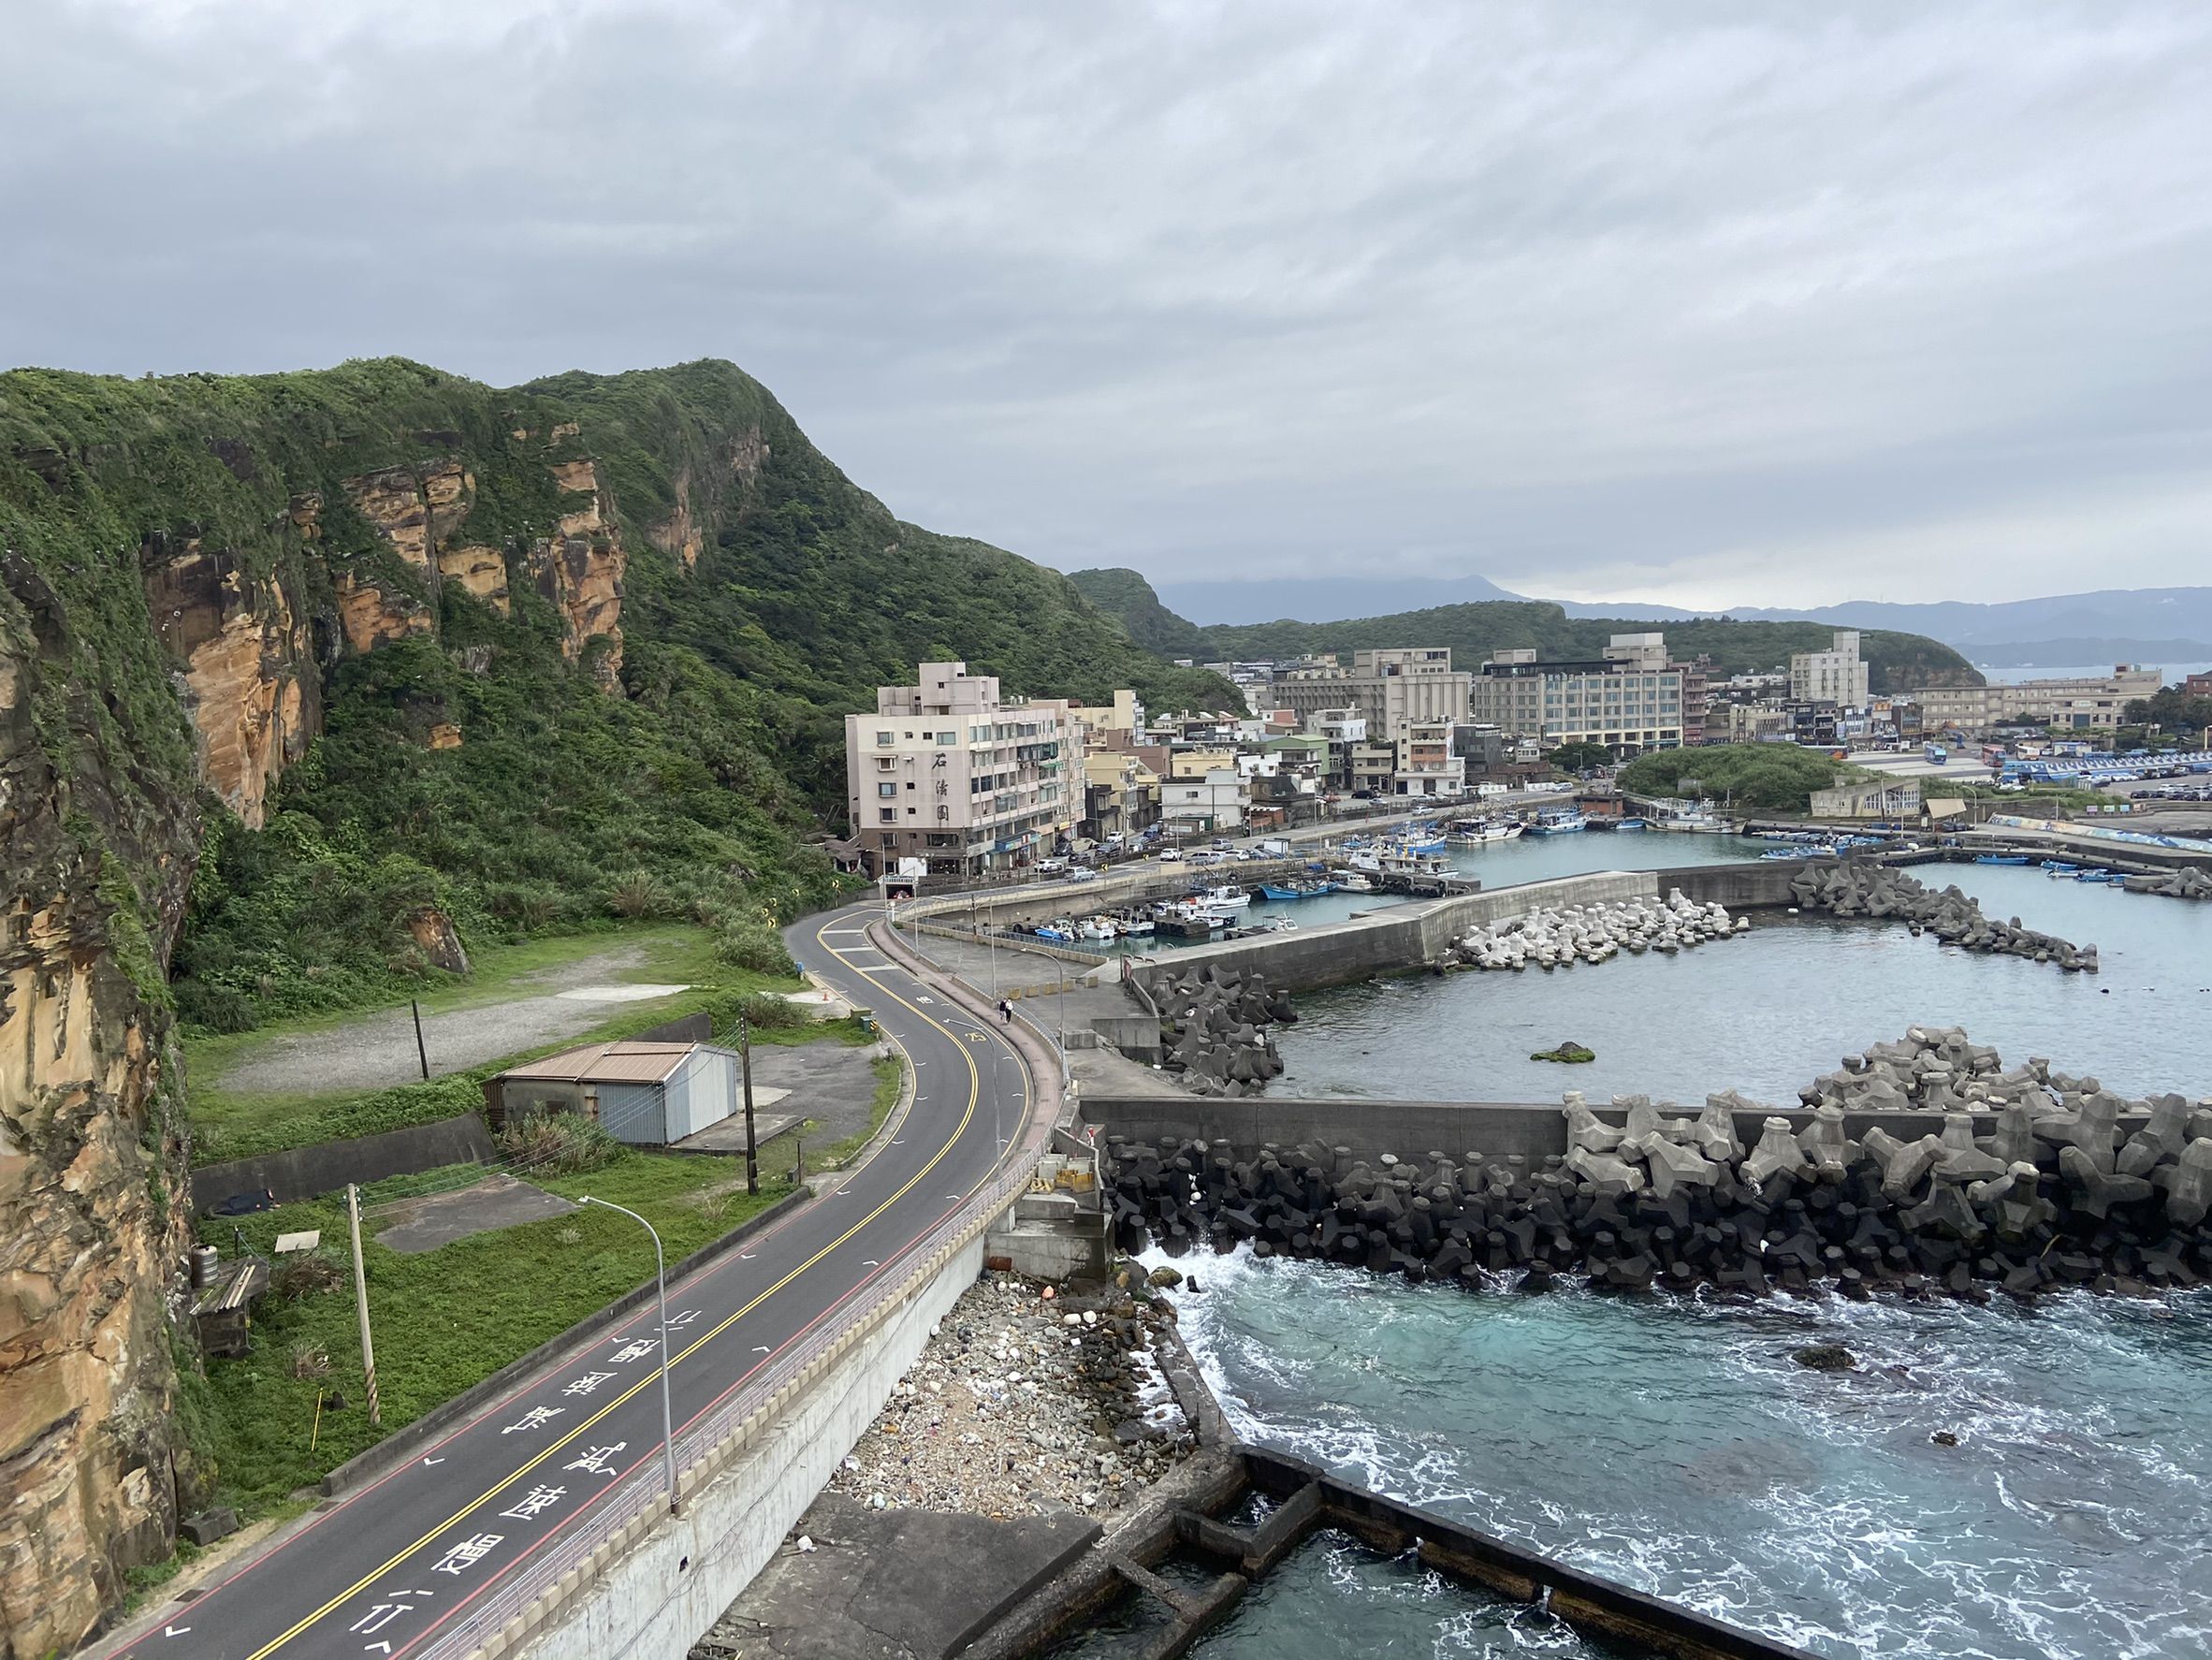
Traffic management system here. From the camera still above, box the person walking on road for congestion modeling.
[997,998,1012,1025]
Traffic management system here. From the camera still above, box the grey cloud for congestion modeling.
[5,0,2209,607]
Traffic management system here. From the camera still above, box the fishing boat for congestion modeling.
[1257,878,1338,900]
[1651,806,1724,832]
[1035,920,1077,943]
[1194,883,1252,911]
[2041,860,2079,875]
[1614,818,1648,831]
[1526,809,1589,837]
[1758,847,1811,861]
[1075,916,1120,941]
[1973,853,2031,866]
[1332,870,1376,893]
[1401,830,1448,856]
[1445,818,1523,845]
[2074,868,2119,883]
[1244,915,1297,935]
[1119,914,1155,937]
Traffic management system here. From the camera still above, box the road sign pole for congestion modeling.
[346,1183,381,1426]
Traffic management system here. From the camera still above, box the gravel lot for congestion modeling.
[827,1269,1193,1521]
[211,943,682,1099]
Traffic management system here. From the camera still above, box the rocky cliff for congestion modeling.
[0,357,1224,1652]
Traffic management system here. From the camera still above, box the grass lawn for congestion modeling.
[184,1148,791,1516]
[185,922,824,1164]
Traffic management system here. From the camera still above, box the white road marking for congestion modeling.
[422,1456,444,1466]
[163,1624,192,1638]
[753,1346,771,1354]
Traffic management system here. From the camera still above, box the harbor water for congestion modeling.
[1158,1251,2212,1660]
[1274,860,2212,1102]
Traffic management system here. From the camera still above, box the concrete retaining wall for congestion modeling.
[194,1112,499,1212]
[1128,871,1663,996]
[1081,1095,1964,1165]
[499,1235,983,1660]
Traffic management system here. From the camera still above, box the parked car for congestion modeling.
[1066,866,1100,882]
[1154,847,1185,862]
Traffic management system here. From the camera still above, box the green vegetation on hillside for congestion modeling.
[1617,743,1871,815]
[2123,686,2212,740]
[2,358,1231,1035]
[1068,569,1982,693]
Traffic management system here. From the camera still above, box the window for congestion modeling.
[877,782,896,798]
[876,732,895,747]
[938,731,956,744]
[879,808,895,823]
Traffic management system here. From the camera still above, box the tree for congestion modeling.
[1546,741,1612,774]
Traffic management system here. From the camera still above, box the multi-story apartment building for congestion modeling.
[1159,768,1247,833]
[1392,720,1466,796]
[1470,633,1686,754]
[1790,631,1870,708]
[1912,666,2163,734]
[844,662,1071,877]
[1271,647,1474,746]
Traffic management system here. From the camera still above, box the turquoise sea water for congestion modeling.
[1160,1254,2212,1660]
[1274,861,2212,1102]
[1141,858,2212,1660]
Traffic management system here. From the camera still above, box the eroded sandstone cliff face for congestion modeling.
[1,552,199,1660]
[0,389,641,1655]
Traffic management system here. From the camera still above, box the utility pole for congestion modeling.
[346,1184,381,1426]
[738,1010,758,1196]
[411,999,429,1080]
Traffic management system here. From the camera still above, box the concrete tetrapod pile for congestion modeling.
[2121,866,2212,900]
[1103,1028,2212,1302]
[1157,964,1296,1098]
[1789,860,2098,970]
[1448,891,1746,971]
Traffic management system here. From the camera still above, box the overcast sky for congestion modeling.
[7,1,2209,609]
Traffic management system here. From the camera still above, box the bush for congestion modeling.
[494,1112,621,1177]
[738,992,808,1031]
[715,917,794,976]
[604,870,671,920]
[270,1253,343,1302]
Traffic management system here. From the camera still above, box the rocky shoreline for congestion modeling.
[1790,861,2099,969]
[1105,1027,2212,1303]
[823,1269,1196,1521]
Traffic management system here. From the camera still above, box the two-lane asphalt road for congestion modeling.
[111,902,1033,1660]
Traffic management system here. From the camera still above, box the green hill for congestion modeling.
[1067,568,1982,693]
[2,358,1230,1034]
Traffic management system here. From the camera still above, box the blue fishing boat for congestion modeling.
[2041,860,2078,874]
[1526,809,1589,836]
[1257,879,1338,901]
[1973,854,2030,866]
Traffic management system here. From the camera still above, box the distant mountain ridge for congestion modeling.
[1145,575,2212,669]
[1069,569,1980,694]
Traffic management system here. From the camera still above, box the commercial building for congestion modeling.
[1470,633,1686,754]
[844,661,1071,878]
[1392,720,1466,796]
[1271,647,1475,746]
[1810,779,1923,821]
[1790,631,1870,708]
[1912,666,2163,735]
[1159,767,1247,832]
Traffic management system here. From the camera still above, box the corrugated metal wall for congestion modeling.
[663,1050,736,1142]
[597,1081,667,1144]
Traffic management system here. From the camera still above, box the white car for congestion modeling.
[1066,866,1100,882]
[1154,848,1186,862]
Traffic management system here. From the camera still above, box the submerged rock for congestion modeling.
[1792,1344,1856,1372]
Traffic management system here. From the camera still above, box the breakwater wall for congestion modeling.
[1123,863,1806,998]
[1082,1095,1956,1168]
[1090,1027,2212,1302]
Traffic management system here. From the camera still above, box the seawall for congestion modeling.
[1079,1095,1969,1166]
[1127,865,1805,997]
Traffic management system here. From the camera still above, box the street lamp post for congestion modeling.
[578,1196,680,1516]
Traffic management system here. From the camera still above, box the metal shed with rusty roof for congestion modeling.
[483,1040,741,1145]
